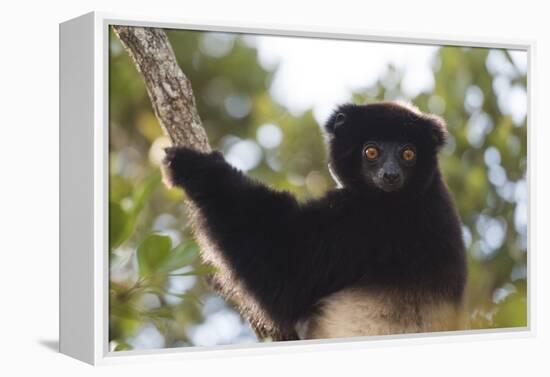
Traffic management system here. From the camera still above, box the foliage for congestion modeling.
[109,29,527,350]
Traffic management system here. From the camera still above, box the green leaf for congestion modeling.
[113,342,133,351]
[159,242,200,273]
[109,174,161,250]
[146,306,174,320]
[165,291,203,305]
[169,264,217,277]
[131,173,161,218]
[109,201,128,249]
[494,292,528,328]
[137,233,172,276]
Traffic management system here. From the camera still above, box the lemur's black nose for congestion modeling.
[383,172,400,184]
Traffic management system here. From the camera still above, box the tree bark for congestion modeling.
[112,26,211,152]
[112,26,285,341]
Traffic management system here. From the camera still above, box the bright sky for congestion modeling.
[244,35,527,128]
[249,35,439,123]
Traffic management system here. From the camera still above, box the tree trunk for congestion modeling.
[111,26,211,152]
[112,26,291,341]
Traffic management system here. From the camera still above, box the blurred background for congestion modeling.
[108,28,527,351]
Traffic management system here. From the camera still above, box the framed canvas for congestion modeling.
[59,12,533,365]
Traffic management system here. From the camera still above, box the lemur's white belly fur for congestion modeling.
[296,286,462,339]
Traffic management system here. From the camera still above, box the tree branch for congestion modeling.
[112,26,211,152]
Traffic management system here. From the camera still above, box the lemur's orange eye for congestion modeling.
[402,147,416,161]
[364,146,379,161]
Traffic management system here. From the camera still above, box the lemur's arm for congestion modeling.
[163,147,319,324]
[163,146,299,222]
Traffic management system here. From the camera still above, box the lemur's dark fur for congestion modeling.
[163,102,467,341]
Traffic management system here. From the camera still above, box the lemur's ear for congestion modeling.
[426,114,448,150]
[325,112,346,135]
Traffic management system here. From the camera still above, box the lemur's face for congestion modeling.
[361,141,416,192]
[325,102,447,195]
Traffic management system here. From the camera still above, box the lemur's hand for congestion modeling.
[161,146,225,188]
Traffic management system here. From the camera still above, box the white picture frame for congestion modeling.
[59,11,535,365]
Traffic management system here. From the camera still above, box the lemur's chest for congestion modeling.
[296,286,462,340]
